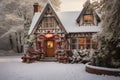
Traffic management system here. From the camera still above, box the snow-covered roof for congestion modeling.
[28,2,101,35]
[28,2,62,35]
[28,12,41,35]
[57,11,100,33]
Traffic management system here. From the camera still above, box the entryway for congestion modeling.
[45,40,55,57]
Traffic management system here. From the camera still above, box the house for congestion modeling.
[28,1,101,57]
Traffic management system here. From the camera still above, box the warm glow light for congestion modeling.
[84,15,93,22]
[47,41,53,48]
[45,34,53,38]
[79,38,85,43]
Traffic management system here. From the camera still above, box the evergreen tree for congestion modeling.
[92,0,120,68]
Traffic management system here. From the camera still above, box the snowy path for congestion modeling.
[0,56,120,80]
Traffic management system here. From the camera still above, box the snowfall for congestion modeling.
[0,56,120,80]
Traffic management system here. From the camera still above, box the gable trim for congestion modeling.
[76,4,101,24]
[30,2,67,35]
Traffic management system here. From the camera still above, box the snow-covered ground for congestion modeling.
[0,56,120,80]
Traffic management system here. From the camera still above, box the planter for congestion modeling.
[85,63,120,76]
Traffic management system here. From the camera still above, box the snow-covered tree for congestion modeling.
[0,0,61,53]
[40,0,61,11]
[92,0,120,68]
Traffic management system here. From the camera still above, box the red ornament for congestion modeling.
[47,30,51,33]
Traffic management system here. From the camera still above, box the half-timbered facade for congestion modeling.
[28,1,101,57]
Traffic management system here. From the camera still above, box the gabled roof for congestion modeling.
[28,2,67,35]
[28,1,101,35]
[57,11,100,33]
[76,3,101,24]
[28,12,41,35]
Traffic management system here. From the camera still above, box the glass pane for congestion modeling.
[71,44,76,49]
[86,44,91,49]
[72,38,77,43]
[84,15,93,24]
[86,38,91,44]
[78,38,86,49]
[49,23,53,27]
[71,38,77,49]
[78,44,85,49]
[47,41,53,48]
[44,18,47,22]
[79,38,85,44]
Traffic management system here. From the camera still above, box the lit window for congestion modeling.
[78,38,97,49]
[83,15,93,25]
[86,38,91,49]
[71,37,97,49]
[78,38,86,49]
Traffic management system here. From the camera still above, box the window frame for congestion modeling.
[71,38,77,49]
[71,37,98,50]
[83,14,94,26]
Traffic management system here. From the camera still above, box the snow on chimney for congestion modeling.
[33,3,41,14]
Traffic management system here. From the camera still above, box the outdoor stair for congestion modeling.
[40,57,57,62]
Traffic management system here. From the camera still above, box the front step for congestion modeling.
[40,57,57,62]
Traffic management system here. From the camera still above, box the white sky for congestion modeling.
[60,0,87,11]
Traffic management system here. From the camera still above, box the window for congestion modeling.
[83,15,93,25]
[86,38,91,49]
[71,38,77,49]
[78,38,86,49]
[42,17,55,28]
[78,38,98,49]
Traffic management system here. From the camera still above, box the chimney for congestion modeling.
[33,3,41,14]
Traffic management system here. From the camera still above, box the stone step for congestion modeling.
[40,57,57,62]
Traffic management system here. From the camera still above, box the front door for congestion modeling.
[46,40,55,57]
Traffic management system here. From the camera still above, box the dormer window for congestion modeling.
[76,1,101,26]
[83,14,93,25]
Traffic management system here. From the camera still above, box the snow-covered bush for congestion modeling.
[66,49,96,64]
